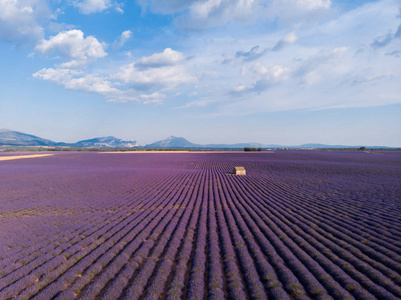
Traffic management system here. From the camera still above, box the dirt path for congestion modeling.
[0,154,55,161]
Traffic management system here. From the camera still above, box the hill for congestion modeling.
[145,136,198,148]
[0,129,57,146]
[72,136,139,148]
[0,130,396,150]
[0,130,139,149]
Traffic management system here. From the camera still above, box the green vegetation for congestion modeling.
[244,147,262,152]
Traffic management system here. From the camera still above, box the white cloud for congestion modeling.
[177,0,263,29]
[59,60,86,69]
[302,70,321,86]
[309,0,398,46]
[33,67,82,83]
[272,32,297,51]
[33,66,135,102]
[235,32,297,62]
[33,48,195,103]
[0,0,51,42]
[117,62,195,90]
[36,30,107,62]
[236,46,268,61]
[293,0,330,10]
[113,48,195,91]
[115,3,124,13]
[66,74,118,94]
[113,30,132,49]
[269,0,331,20]
[108,91,167,104]
[139,92,166,104]
[135,48,186,69]
[73,0,111,14]
[371,22,401,49]
[138,0,266,29]
[230,64,290,94]
[175,0,401,115]
[232,85,247,92]
[137,0,197,14]
[29,0,401,115]
[190,0,257,20]
[138,0,332,29]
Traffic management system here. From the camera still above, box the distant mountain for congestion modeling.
[146,136,197,148]
[145,137,394,149]
[298,143,336,148]
[0,129,57,146]
[145,136,278,149]
[72,136,139,148]
[0,129,395,149]
[0,130,139,148]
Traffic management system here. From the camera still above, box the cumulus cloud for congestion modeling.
[36,30,107,63]
[126,47,193,92]
[33,67,81,83]
[33,67,118,94]
[72,0,111,14]
[138,92,166,104]
[117,63,194,91]
[134,48,186,69]
[113,30,132,49]
[231,65,290,94]
[29,0,400,114]
[33,66,153,103]
[33,48,195,103]
[0,0,51,42]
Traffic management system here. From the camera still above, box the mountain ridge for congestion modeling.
[145,136,198,148]
[70,136,139,148]
[0,130,139,149]
[0,130,396,149]
[0,129,57,146]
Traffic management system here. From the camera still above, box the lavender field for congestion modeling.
[0,151,401,300]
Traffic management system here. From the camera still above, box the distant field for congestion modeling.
[0,151,400,299]
[101,150,274,154]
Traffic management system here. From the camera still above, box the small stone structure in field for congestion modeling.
[233,166,246,176]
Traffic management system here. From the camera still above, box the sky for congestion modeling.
[0,0,400,146]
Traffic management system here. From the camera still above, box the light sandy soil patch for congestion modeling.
[0,154,55,161]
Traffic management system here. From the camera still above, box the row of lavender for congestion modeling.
[0,151,400,299]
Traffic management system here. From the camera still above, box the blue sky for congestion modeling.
[0,0,400,146]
